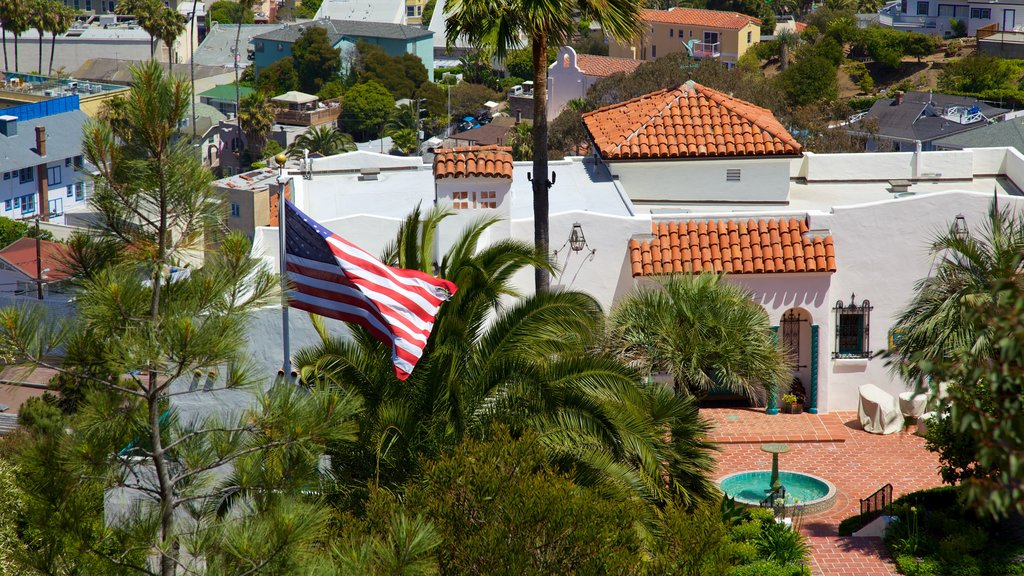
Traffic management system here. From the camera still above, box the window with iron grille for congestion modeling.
[833,294,872,358]
[726,168,741,182]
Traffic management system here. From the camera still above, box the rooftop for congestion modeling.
[582,81,802,160]
[194,23,285,68]
[199,84,254,102]
[0,110,88,172]
[314,0,405,24]
[433,145,514,180]
[0,237,72,281]
[933,117,1024,152]
[641,7,761,29]
[298,155,633,223]
[850,91,1008,143]
[1,72,126,99]
[629,217,835,277]
[445,119,515,147]
[73,58,230,84]
[574,54,643,77]
[253,19,433,44]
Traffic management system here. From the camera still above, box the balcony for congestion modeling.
[688,41,720,59]
[271,91,342,127]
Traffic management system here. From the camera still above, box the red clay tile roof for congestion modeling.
[642,7,760,29]
[795,21,808,32]
[629,217,836,277]
[575,54,643,77]
[582,81,802,160]
[433,145,514,180]
[0,237,72,281]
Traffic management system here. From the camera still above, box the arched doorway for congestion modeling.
[778,308,819,414]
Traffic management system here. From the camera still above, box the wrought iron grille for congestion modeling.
[833,294,873,359]
[780,310,806,368]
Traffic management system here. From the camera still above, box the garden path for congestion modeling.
[706,408,944,576]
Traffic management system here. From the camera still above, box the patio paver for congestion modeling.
[706,408,944,576]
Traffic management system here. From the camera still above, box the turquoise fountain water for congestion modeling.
[718,444,837,514]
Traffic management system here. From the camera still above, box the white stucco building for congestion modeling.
[232,82,1024,414]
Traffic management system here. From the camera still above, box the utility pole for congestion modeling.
[35,217,42,300]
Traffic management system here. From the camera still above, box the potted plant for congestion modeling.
[782,393,802,414]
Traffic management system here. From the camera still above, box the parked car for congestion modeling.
[459,116,481,132]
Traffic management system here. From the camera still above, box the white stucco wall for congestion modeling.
[608,157,792,203]
[809,190,1024,411]
[802,150,975,182]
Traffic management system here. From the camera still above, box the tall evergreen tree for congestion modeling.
[0,61,360,576]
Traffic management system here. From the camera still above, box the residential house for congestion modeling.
[0,111,91,225]
[547,46,643,119]
[582,80,802,203]
[199,84,254,117]
[252,19,434,80]
[231,80,1024,412]
[0,237,71,298]
[607,7,761,67]
[193,23,286,70]
[879,0,1017,36]
[933,115,1024,153]
[847,91,1008,152]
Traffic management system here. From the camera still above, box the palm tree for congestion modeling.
[295,208,720,507]
[286,124,356,157]
[505,122,532,160]
[446,0,645,293]
[776,29,799,72]
[30,0,48,74]
[47,2,74,76]
[1,0,29,73]
[0,0,12,71]
[238,91,276,160]
[115,0,162,59]
[607,273,791,402]
[889,202,1024,381]
[155,7,185,73]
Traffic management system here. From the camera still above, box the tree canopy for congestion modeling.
[341,79,394,139]
[356,41,429,98]
[293,26,341,93]
[208,0,254,24]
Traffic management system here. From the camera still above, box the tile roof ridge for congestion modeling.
[612,84,693,155]
[692,83,798,148]
[582,86,675,118]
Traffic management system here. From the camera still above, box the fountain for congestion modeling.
[718,443,837,515]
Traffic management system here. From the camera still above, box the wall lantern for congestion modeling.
[569,223,587,252]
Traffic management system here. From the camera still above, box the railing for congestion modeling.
[692,41,720,58]
[273,98,342,127]
[760,485,787,513]
[860,483,893,516]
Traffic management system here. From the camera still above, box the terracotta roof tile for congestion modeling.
[433,145,514,180]
[629,217,836,277]
[642,7,760,29]
[575,54,643,77]
[582,82,802,160]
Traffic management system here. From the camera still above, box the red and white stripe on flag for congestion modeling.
[283,201,457,380]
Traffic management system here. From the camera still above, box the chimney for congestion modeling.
[35,126,46,156]
[0,115,17,137]
[894,91,904,106]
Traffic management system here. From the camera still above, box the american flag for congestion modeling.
[284,201,457,380]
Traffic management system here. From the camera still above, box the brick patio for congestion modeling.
[706,408,944,576]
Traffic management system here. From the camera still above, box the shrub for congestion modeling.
[756,518,811,566]
[729,560,810,576]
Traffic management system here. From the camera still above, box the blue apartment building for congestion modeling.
[252,19,434,81]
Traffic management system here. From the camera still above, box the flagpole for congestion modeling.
[275,153,291,381]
